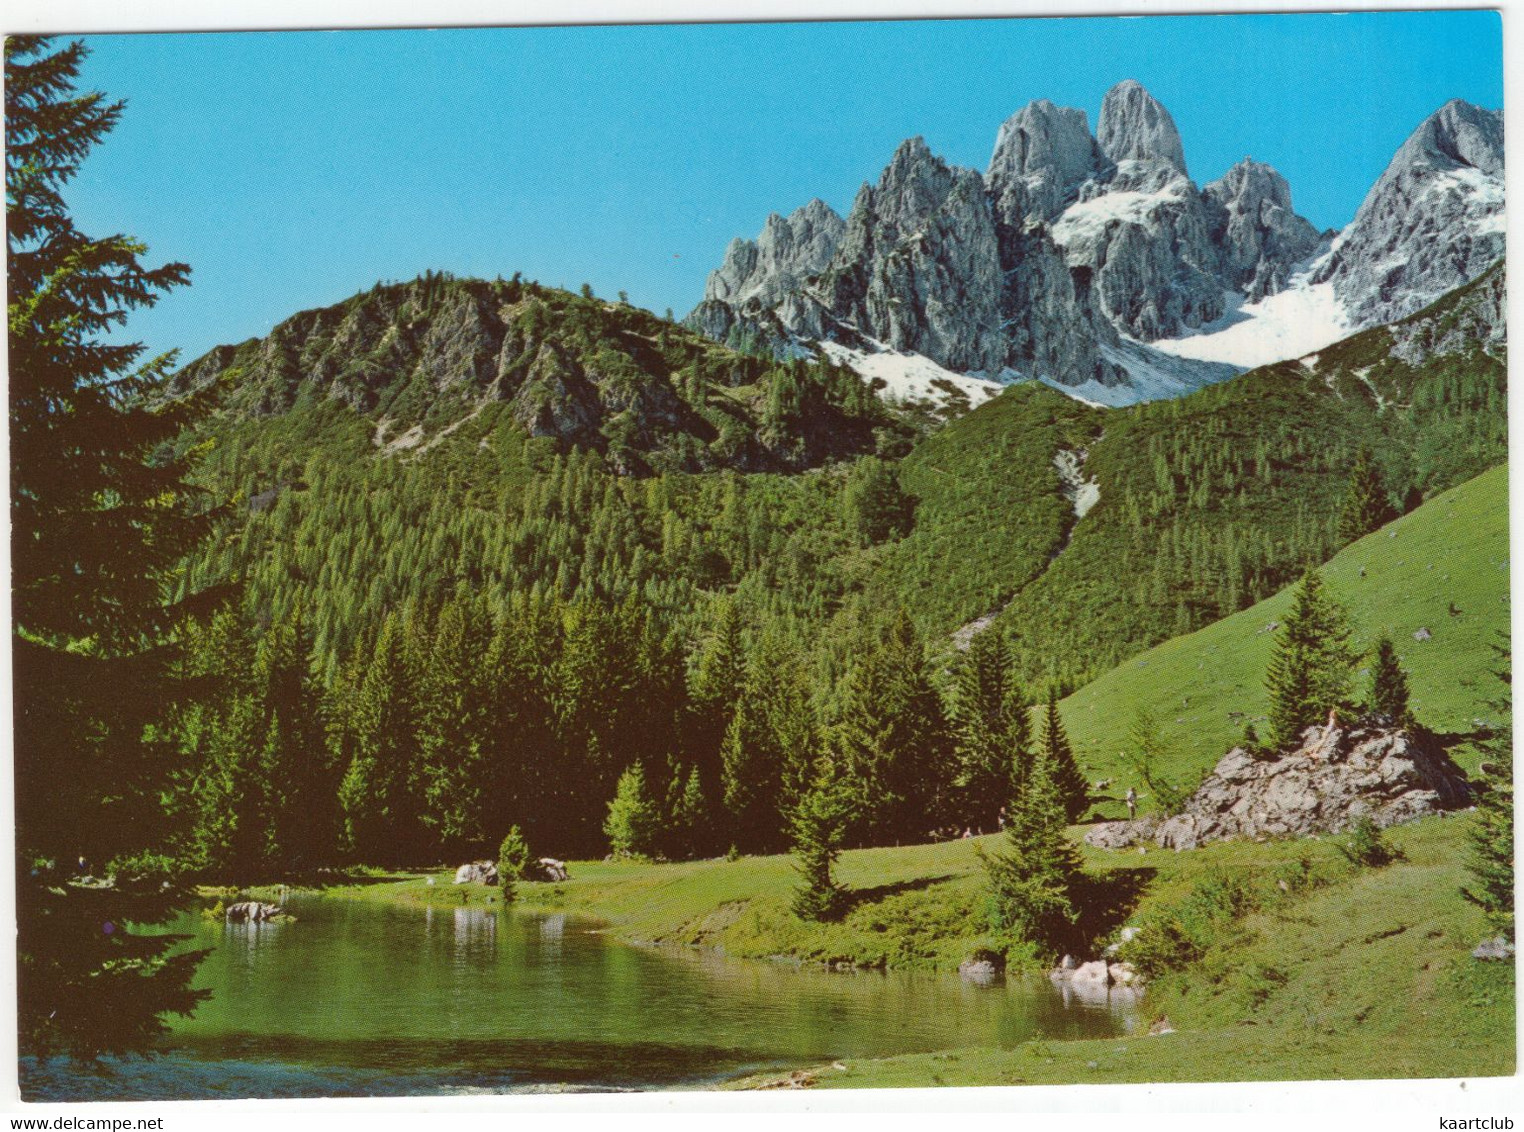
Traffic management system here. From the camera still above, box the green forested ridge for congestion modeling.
[156,256,1507,876]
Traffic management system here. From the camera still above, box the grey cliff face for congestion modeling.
[702,198,844,309]
[812,138,1007,372]
[1204,159,1326,301]
[987,99,1110,221]
[1097,79,1188,178]
[1316,99,1504,328]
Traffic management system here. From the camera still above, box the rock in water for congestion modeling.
[1085,720,1470,850]
[225,901,282,923]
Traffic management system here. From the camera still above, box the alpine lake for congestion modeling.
[22,894,1140,1100]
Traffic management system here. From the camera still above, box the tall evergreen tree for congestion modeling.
[1338,447,1398,543]
[418,592,499,855]
[1265,570,1358,749]
[1038,691,1090,823]
[949,633,1031,832]
[721,631,817,853]
[603,763,661,859]
[338,610,426,864]
[789,760,852,922]
[980,744,1084,957]
[834,609,954,845]
[687,597,747,820]
[1366,633,1413,726]
[10,36,213,1059]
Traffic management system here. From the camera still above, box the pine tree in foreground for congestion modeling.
[1040,691,1090,823]
[1265,570,1358,750]
[10,35,213,1060]
[980,749,1084,958]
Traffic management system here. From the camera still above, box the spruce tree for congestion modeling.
[1266,570,1358,749]
[980,746,1084,956]
[418,593,498,855]
[790,765,852,922]
[834,609,954,845]
[338,610,426,864]
[721,631,817,853]
[1367,633,1412,726]
[10,36,213,1060]
[497,826,531,901]
[1338,447,1398,543]
[1039,691,1090,823]
[604,763,662,859]
[950,633,1030,831]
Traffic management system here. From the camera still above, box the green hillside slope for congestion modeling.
[1063,463,1510,814]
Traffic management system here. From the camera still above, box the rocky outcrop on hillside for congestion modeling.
[1386,257,1507,366]
[169,275,888,475]
[692,83,1502,404]
[1315,100,1505,328]
[1085,719,1471,851]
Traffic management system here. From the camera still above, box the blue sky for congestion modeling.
[67,10,1503,366]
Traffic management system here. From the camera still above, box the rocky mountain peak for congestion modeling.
[869,136,961,226]
[1314,98,1504,328]
[703,198,844,309]
[1097,79,1188,176]
[1204,158,1324,300]
[1399,98,1505,178]
[987,98,1108,219]
[1206,158,1294,212]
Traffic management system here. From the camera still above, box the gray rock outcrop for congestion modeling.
[1085,719,1471,851]
[225,901,283,923]
[535,857,570,882]
[1315,100,1504,328]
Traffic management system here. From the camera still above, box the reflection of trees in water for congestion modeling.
[452,906,497,967]
[538,914,565,950]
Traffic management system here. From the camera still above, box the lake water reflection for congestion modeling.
[22,895,1140,1100]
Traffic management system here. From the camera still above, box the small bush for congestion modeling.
[1337,816,1401,868]
[497,825,531,900]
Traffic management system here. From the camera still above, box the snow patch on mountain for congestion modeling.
[1042,339,1240,407]
[817,340,1005,407]
[1053,449,1100,518]
[1150,271,1353,369]
[1049,187,1186,259]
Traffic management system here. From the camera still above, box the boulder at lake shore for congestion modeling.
[453,860,499,886]
[1086,719,1470,851]
[535,857,570,882]
[225,901,283,923]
